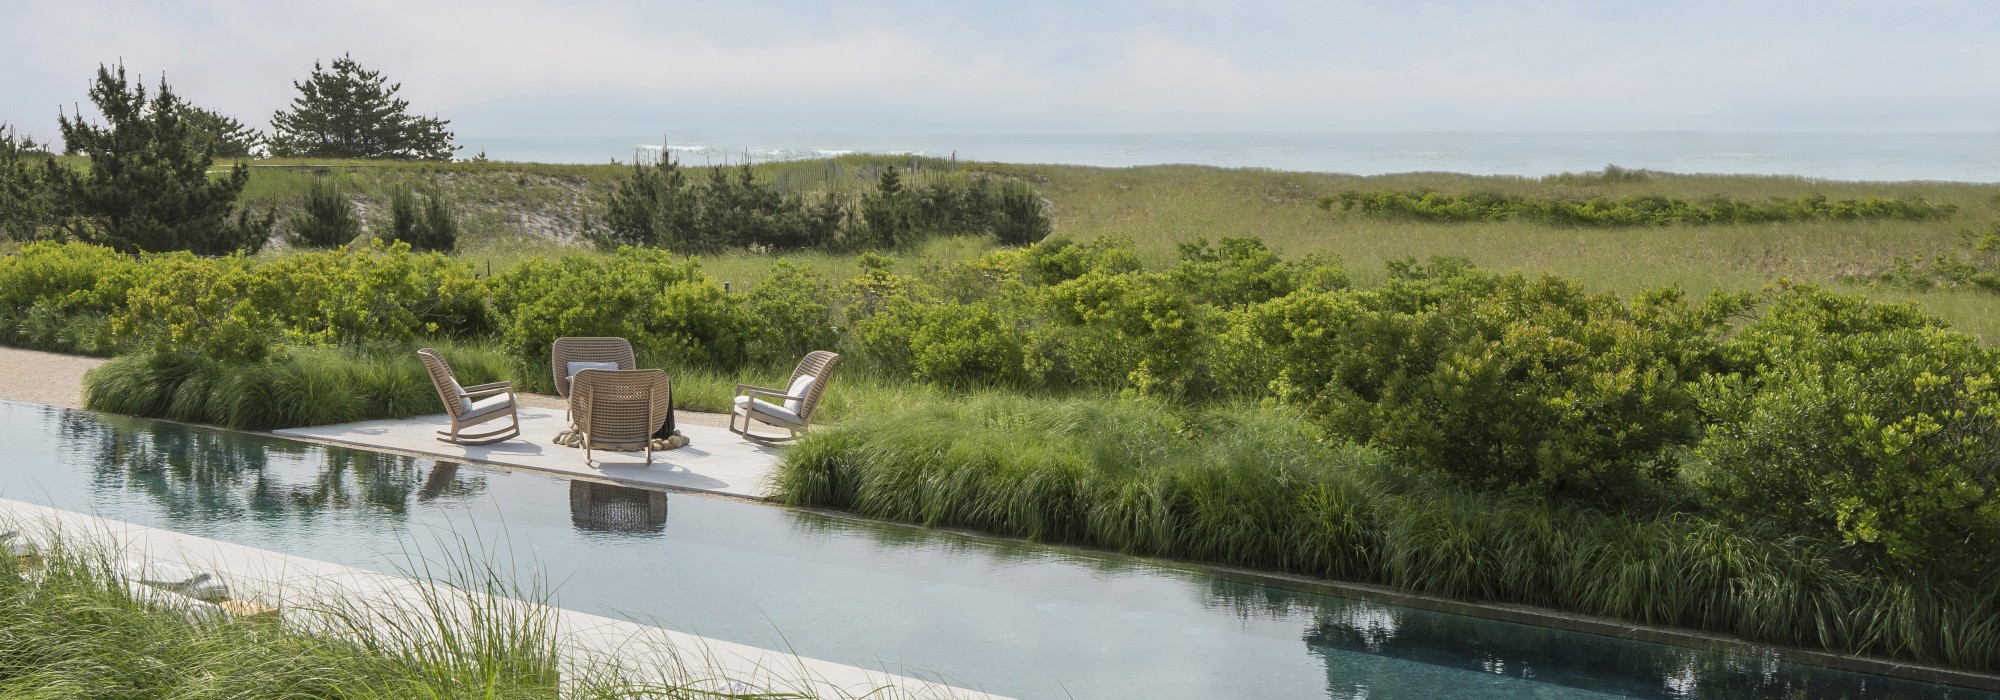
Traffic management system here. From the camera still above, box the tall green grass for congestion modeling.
[83,342,513,430]
[775,395,2000,674]
[0,531,960,699]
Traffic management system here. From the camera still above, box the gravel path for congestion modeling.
[0,346,732,428]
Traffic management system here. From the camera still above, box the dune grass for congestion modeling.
[775,394,2000,675]
[172,154,2000,338]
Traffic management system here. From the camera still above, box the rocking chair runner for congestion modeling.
[730,351,839,443]
[419,348,522,445]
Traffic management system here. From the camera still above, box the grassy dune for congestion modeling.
[42,152,2000,338]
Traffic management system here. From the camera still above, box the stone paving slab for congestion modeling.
[274,406,784,499]
[0,498,1003,699]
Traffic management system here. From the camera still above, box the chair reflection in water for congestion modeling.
[568,480,669,533]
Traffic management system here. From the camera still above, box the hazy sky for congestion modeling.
[4,0,1997,143]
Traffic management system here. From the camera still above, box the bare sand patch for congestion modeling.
[0,347,106,409]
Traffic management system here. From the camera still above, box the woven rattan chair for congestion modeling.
[551,337,638,399]
[570,368,674,464]
[419,348,521,446]
[730,351,839,443]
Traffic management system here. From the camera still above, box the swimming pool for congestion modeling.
[0,400,1990,699]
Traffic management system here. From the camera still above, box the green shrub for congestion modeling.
[1167,237,1335,307]
[1320,189,1957,226]
[0,241,138,354]
[856,297,1025,387]
[108,242,489,364]
[489,248,750,375]
[114,253,275,363]
[1031,268,1209,397]
[740,260,839,363]
[1018,236,1142,285]
[1262,260,1749,496]
[252,241,490,345]
[1693,285,2000,574]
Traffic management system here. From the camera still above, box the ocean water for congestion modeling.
[461,131,2000,182]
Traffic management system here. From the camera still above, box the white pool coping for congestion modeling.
[0,498,1007,699]
[274,406,784,499]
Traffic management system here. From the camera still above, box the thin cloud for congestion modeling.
[2,0,1995,140]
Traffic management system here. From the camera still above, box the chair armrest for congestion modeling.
[461,381,514,396]
[740,386,805,403]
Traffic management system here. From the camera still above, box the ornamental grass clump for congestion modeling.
[776,394,2000,673]
[84,342,511,430]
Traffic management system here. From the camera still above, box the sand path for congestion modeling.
[0,347,105,409]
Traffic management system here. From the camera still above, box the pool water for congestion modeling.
[0,400,1990,700]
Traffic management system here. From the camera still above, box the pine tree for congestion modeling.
[269,54,457,161]
[855,165,914,250]
[387,185,458,252]
[44,65,272,255]
[288,176,359,248]
[179,104,264,158]
[0,124,54,241]
[993,181,1051,246]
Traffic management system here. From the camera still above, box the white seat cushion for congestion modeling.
[567,361,621,378]
[733,395,804,427]
[783,374,816,412]
[462,394,514,421]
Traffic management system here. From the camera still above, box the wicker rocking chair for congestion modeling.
[730,351,839,443]
[419,348,521,446]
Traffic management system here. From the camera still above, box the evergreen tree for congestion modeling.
[0,125,54,241]
[269,54,457,161]
[600,158,696,249]
[288,176,359,248]
[387,185,458,252]
[993,181,1051,246]
[179,104,264,158]
[44,65,271,255]
[855,166,914,249]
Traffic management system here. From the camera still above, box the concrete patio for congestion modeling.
[274,406,785,499]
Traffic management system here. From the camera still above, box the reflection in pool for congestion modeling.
[2,401,1991,700]
[570,480,669,534]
